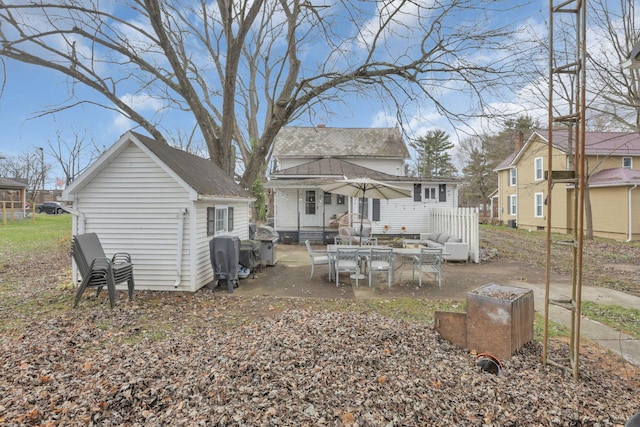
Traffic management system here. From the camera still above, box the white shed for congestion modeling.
[61,130,252,292]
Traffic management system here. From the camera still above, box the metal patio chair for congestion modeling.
[72,233,135,308]
[411,247,443,288]
[335,247,361,287]
[367,247,393,287]
[305,240,331,280]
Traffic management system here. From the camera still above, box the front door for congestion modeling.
[301,189,320,227]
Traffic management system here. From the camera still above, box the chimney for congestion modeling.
[317,124,326,128]
[514,131,524,153]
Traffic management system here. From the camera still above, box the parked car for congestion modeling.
[35,202,67,215]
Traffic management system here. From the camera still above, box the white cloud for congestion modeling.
[111,93,164,133]
[356,0,433,50]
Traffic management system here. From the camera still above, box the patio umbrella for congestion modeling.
[319,177,412,243]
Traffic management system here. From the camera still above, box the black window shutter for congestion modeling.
[414,184,422,201]
[439,184,446,202]
[372,199,380,221]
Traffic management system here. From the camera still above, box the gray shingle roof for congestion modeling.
[0,177,28,189]
[131,132,250,199]
[272,126,410,159]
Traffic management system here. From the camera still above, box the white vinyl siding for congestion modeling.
[274,182,456,235]
[534,193,544,218]
[70,141,250,292]
[76,146,192,290]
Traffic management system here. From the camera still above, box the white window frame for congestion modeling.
[215,207,228,233]
[508,195,517,215]
[534,192,544,218]
[424,187,437,201]
[509,168,517,186]
[207,205,233,235]
[534,157,543,181]
[623,157,632,169]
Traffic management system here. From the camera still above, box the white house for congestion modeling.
[61,131,253,292]
[268,126,460,244]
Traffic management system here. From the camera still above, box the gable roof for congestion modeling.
[63,131,250,200]
[272,126,410,159]
[271,157,398,181]
[501,130,640,169]
[535,129,640,156]
[494,152,517,172]
[0,177,28,189]
[131,132,250,198]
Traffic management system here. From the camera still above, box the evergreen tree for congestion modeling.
[409,130,457,178]
[457,115,539,207]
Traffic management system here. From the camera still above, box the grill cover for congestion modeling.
[255,225,279,242]
[239,240,261,269]
[209,236,240,292]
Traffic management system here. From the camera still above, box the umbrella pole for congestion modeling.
[359,194,365,246]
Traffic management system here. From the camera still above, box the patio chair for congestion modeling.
[335,247,361,287]
[334,235,352,245]
[367,247,393,287]
[305,240,331,280]
[72,233,135,308]
[411,247,443,288]
[360,236,378,245]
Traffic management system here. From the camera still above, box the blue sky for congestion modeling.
[0,1,548,186]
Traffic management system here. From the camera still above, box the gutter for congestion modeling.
[61,205,86,234]
[627,185,638,242]
[174,208,188,288]
[197,195,254,203]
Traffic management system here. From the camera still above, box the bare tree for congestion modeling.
[587,0,640,131]
[0,0,533,190]
[47,128,97,186]
[0,148,49,203]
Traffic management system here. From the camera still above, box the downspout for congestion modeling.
[62,205,86,286]
[62,205,86,234]
[174,208,188,288]
[627,185,638,242]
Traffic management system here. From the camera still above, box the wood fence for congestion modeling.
[430,207,480,263]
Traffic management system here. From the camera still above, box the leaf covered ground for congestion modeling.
[1,222,639,426]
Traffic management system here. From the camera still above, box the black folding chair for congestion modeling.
[72,233,135,308]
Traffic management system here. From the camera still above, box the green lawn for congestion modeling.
[0,213,72,251]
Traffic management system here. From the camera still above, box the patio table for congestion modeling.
[326,245,432,281]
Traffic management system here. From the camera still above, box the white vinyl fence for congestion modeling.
[430,207,480,263]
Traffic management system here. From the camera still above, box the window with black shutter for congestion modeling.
[439,184,446,202]
[413,183,422,201]
[372,199,380,221]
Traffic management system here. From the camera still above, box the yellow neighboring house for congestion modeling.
[494,129,640,241]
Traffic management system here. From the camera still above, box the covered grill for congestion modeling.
[239,240,261,277]
[209,236,240,292]
[254,225,279,266]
